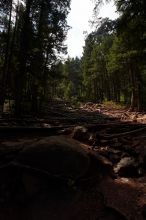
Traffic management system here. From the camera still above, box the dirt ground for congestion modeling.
[0,101,146,220]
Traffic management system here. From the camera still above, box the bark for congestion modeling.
[129,66,141,111]
[0,0,13,110]
[15,0,32,115]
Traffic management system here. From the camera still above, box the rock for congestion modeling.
[71,126,90,143]
[15,136,90,180]
[142,204,146,218]
[0,136,104,201]
[108,149,122,164]
[104,206,127,220]
[114,157,139,177]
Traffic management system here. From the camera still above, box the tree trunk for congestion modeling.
[129,66,141,111]
[0,0,13,112]
[15,0,32,115]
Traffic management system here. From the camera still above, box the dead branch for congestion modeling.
[100,126,146,139]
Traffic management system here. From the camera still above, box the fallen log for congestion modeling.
[0,126,73,138]
[100,126,146,139]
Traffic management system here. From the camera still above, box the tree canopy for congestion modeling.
[0,0,146,114]
[0,0,70,115]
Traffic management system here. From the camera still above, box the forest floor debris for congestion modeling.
[0,101,146,219]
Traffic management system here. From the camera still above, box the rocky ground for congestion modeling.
[0,101,146,220]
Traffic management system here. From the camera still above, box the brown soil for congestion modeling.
[0,101,146,220]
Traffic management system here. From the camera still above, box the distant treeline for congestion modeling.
[53,1,146,111]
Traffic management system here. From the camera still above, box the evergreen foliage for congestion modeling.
[0,0,146,113]
[60,0,146,110]
[0,0,70,115]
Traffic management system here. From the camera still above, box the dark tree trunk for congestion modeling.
[129,66,141,111]
[31,0,46,114]
[0,0,13,112]
[15,0,32,115]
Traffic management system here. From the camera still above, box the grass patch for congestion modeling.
[103,101,126,109]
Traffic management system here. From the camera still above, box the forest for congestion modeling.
[0,0,146,115]
[0,0,70,115]
[0,0,146,220]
